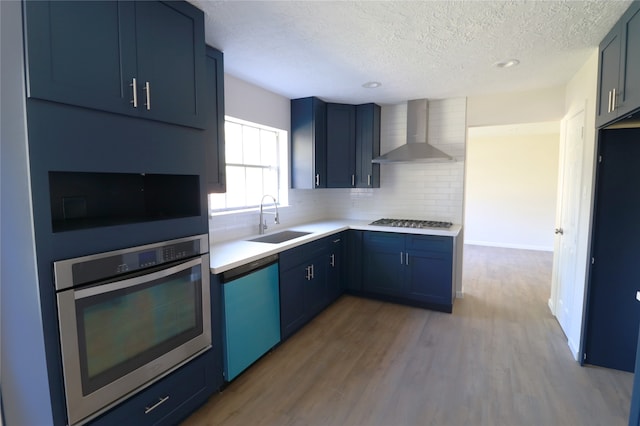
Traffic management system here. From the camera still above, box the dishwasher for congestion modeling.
[221,254,280,381]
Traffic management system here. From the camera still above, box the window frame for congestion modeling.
[208,116,288,215]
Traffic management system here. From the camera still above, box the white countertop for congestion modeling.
[209,219,462,274]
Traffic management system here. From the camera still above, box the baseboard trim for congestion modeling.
[464,240,553,252]
[568,338,580,361]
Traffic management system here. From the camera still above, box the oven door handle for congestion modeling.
[74,256,203,299]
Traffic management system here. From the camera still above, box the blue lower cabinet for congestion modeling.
[280,264,309,340]
[279,235,345,340]
[345,230,363,292]
[361,231,454,313]
[89,350,216,426]
[362,232,406,296]
[327,234,345,303]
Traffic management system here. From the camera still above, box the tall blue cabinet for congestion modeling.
[14,1,223,424]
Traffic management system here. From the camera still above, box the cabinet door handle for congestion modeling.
[612,88,617,112]
[330,254,335,267]
[608,90,612,113]
[352,175,355,186]
[144,81,151,110]
[400,252,403,265]
[367,174,371,186]
[144,396,169,414]
[305,266,311,280]
[315,174,320,187]
[332,238,341,243]
[310,264,314,279]
[130,78,138,108]
[405,253,409,265]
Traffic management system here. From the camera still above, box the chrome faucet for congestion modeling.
[259,194,280,234]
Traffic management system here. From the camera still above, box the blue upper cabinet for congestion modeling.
[291,97,327,188]
[356,103,381,188]
[326,103,356,188]
[596,1,640,128]
[291,98,380,189]
[23,1,206,129]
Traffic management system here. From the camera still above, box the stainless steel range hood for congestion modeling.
[372,99,454,163]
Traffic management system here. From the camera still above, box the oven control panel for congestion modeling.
[53,234,208,290]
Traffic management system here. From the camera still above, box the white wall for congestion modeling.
[467,86,565,127]
[558,49,599,359]
[1,1,54,424]
[465,127,560,251]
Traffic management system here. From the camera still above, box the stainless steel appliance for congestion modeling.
[54,234,211,425]
[369,218,453,229]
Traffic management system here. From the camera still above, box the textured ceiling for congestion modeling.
[190,0,632,104]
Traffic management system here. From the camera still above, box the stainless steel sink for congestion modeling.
[247,230,311,244]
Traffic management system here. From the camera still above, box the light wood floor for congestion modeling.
[183,245,633,426]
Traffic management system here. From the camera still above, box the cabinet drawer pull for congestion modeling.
[144,81,151,110]
[130,78,138,108]
[332,238,341,243]
[144,396,169,414]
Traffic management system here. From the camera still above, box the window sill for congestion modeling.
[209,204,290,218]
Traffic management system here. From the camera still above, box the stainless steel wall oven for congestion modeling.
[53,234,211,425]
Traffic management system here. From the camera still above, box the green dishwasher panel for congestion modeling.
[222,261,280,381]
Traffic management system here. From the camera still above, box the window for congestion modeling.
[209,117,288,212]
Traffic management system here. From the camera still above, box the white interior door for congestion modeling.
[551,108,585,336]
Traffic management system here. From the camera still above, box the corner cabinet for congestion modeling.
[596,1,640,127]
[291,97,380,189]
[361,232,454,313]
[23,0,206,129]
[291,97,327,188]
[205,46,226,193]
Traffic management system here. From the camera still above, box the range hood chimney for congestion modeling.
[372,99,454,163]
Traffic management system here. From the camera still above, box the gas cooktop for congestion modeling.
[369,218,453,229]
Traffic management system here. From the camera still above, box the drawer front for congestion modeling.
[405,234,452,253]
[89,350,214,426]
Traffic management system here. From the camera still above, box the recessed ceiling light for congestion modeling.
[494,59,520,68]
[362,81,382,88]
